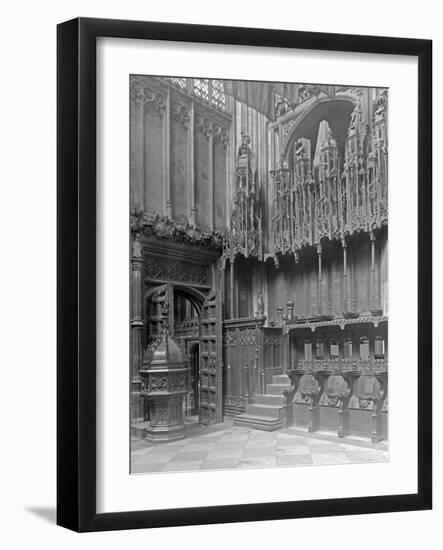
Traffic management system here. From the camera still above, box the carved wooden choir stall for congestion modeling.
[130,76,388,443]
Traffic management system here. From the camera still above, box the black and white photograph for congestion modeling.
[129,75,389,474]
[0,0,436,543]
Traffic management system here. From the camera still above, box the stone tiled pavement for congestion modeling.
[131,421,388,474]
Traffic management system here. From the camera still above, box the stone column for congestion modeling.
[342,237,348,313]
[317,243,323,316]
[189,100,196,225]
[131,234,144,423]
[163,87,172,218]
[370,231,382,314]
[129,78,145,211]
[208,121,214,230]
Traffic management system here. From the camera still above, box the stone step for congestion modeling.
[253,393,286,406]
[245,403,283,419]
[266,383,291,395]
[233,413,284,432]
[272,374,291,385]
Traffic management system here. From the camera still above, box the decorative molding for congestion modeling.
[294,373,321,404]
[321,374,350,407]
[195,116,213,140]
[223,327,257,346]
[349,374,383,410]
[171,100,191,131]
[223,133,262,263]
[264,335,281,346]
[130,79,166,118]
[224,394,248,408]
[213,124,230,149]
[270,91,388,259]
[287,315,388,332]
[145,255,209,286]
[131,210,223,251]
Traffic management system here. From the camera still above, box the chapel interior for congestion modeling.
[130,75,388,444]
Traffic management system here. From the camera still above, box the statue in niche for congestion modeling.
[132,236,142,258]
[348,104,362,134]
[294,139,306,159]
[237,132,251,158]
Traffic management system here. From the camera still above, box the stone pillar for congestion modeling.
[342,237,348,313]
[317,243,323,316]
[130,234,144,423]
[208,121,214,230]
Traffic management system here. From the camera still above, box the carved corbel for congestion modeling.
[171,100,191,130]
[213,124,230,149]
[130,80,166,118]
[195,116,213,140]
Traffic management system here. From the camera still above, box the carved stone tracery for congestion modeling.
[270,90,388,257]
[145,256,208,286]
[223,133,262,264]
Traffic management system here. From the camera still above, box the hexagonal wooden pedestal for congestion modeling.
[145,394,186,442]
[140,328,190,444]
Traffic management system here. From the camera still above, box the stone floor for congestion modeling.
[131,419,388,474]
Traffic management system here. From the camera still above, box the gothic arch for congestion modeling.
[144,283,206,313]
[282,94,358,161]
[172,284,206,312]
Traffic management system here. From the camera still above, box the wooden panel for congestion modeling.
[353,239,370,313]
[331,257,342,315]
[223,321,262,404]
[319,406,339,430]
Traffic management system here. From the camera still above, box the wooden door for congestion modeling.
[199,291,223,425]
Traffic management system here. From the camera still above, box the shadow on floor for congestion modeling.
[26,506,56,524]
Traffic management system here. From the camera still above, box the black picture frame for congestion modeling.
[57,17,432,532]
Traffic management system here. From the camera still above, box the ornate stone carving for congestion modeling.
[212,124,230,149]
[296,84,321,105]
[131,209,223,250]
[281,117,299,140]
[270,90,388,258]
[145,255,208,286]
[223,133,262,263]
[171,100,191,131]
[130,79,166,117]
[195,116,213,140]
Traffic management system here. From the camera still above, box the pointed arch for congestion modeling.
[282,94,358,161]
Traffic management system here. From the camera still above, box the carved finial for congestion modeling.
[132,235,142,258]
